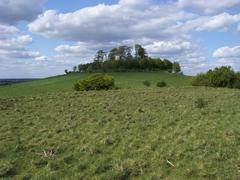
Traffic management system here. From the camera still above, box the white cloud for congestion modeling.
[213,46,240,71]
[119,0,149,7]
[178,0,240,14]
[28,2,195,42]
[0,0,44,24]
[0,24,18,36]
[196,13,240,31]
[145,40,191,55]
[0,34,44,61]
[171,13,240,32]
[213,46,240,58]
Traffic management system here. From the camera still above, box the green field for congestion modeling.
[0,72,190,98]
[0,72,240,179]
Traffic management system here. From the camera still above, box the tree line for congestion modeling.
[66,44,181,74]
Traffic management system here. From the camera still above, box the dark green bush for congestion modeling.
[195,98,207,109]
[233,73,240,89]
[74,74,115,91]
[143,81,151,87]
[0,161,16,178]
[156,81,167,87]
[192,66,240,89]
[191,73,209,86]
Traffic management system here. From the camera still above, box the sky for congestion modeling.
[0,0,240,78]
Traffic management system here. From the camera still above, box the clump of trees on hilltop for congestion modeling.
[67,44,181,74]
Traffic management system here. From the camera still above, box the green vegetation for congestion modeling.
[0,72,189,98]
[1,86,240,179]
[143,80,151,87]
[192,66,240,89]
[0,70,240,179]
[74,44,181,73]
[156,81,167,87]
[74,74,115,91]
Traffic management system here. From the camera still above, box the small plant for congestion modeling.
[74,74,115,91]
[74,83,80,91]
[143,81,151,87]
[195,98,207,109]
[156,81,167,87]
[0,161,16,178]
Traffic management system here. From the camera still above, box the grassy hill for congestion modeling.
[0,72,190,98]
[0,72,240,179]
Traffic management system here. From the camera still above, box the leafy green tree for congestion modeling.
[73,66,77,72]
[95,50,106,62]
[135,44,147,59]
[172,62,181,73]
[108,48,118,61]
[163,59,173,72]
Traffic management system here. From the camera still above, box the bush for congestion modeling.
[0,161,16,178]
[191,73,209,86]
[143,81,151,87]
[192,66,240,89]
[74,74,115,91]
[195,98,207,109]
[233,73,240,89]
[156,81,167,87]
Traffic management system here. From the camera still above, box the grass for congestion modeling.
[0,72,190,98]
[0,72,240,179]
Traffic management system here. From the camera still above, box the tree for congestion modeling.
[64,69,69,74]
[163,59,173,72]
[94,50,106,62]
[135,44,147,59]
[172,62,181,73]
[73,66,77,72]
[108,48,118,61]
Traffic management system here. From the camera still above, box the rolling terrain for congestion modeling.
[0,72,240,179]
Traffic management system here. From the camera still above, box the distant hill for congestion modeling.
[0,79,39,86]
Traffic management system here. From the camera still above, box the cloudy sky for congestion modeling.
[0,0,240,78]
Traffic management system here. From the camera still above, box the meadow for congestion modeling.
[0,72,240,179]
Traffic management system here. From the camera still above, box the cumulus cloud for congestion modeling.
[213,46,240,58]
[178,0,240,14]
[28,2,196,42]
[213,46,240,71]
[171,12,240,32]
[145,40,191,55]
[0,24,18,37]
[0,34,45,62]
[0,0,44,24]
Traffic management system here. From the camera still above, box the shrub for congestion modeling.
[156,81,167,87]
[191,73,209,86]
[74,83,80,91]
[192,66,240,89]
[74,74,115,91]
[0,161,16,178]
[195,98,207,109]
[207,67,235,88]
[233,73,240,89]
[143,81,151,87]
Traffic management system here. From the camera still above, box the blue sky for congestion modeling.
[0,0,240,78]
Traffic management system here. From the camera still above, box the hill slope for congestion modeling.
[0,72,190,98]
[0,72,239,179]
